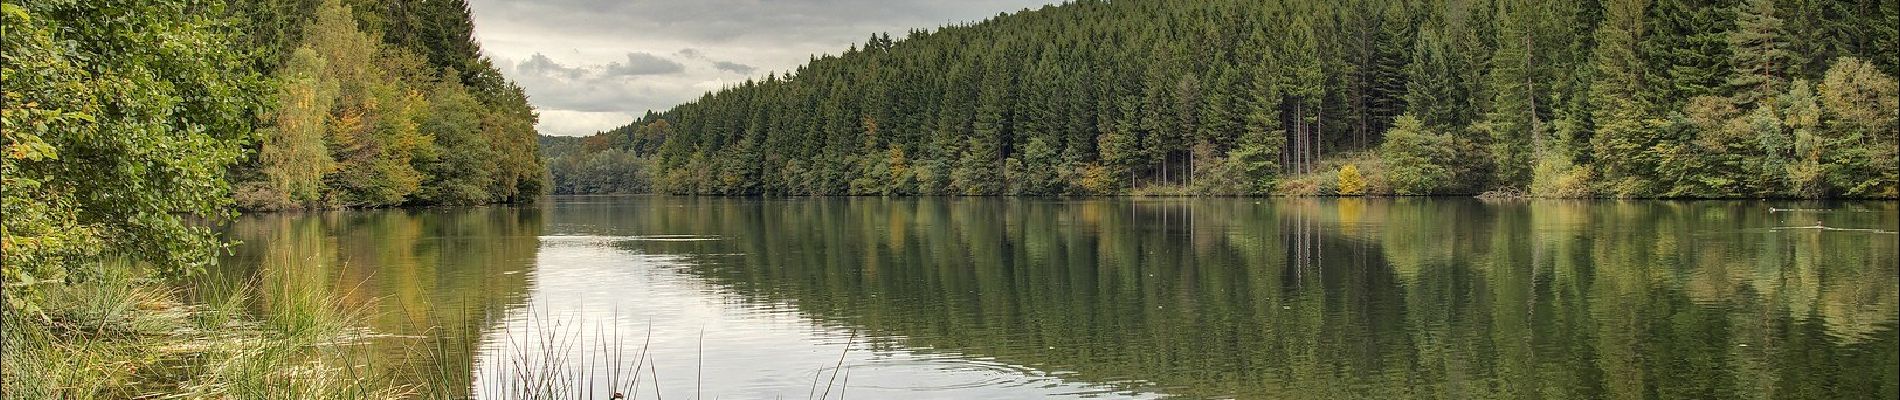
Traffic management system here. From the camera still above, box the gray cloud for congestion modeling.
[604,52,686,76]
[499,53,705,114]
[469,0,1065,136]
[677,47,756,74]
[711,61,755,74]
[517,53,586,78]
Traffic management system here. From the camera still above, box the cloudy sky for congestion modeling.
[467,0,1066,136]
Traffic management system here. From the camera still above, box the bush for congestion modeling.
[1074,163,1123,195]
[1276,176,1325,196]
[1337,164,1367,196]
[1378,115,1461,195]
[1531,157,1596,198]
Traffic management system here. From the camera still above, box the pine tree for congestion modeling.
[1727,0,1794,109]
[534,0,1898,199]
[1646,0,1736,104]
[1482,0,1578,188]
[1588,0,1660,196]
[1283,17,1325,175]
[1233,55,1287,194]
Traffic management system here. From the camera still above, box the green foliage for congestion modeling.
[230,0,543,208]
[540,0,1892,200]
[1007,138,1065,195]
[1660,56,1898,199]
[545,141,654,195]
[1096,129,1141,193]
[477,83,546,202]
[1225,123,1285,195]
[240,48,337,210]
[1780,80,1825,197]
[417,74,497,205]
[1816,57,1900,197]
[1378,116,1461,195]
[1531,156,1595,198]
[4,0,546,310]
[3,0,257,292]
[307,0,428,207]
[2,0,546,392]
[1727,0,1795,109]
[1482,0,1581,188]
[1589,0,1664,197]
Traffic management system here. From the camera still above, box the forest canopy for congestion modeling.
[228,0,544,210]
[2,0,545,293]
[549,0,1897,199]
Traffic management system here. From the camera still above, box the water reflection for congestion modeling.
[211,207,542,398]
[217,197,1898,399]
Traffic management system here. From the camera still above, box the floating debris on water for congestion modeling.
[1769,208,1833,213]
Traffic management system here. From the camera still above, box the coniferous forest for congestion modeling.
[549,0,1897,198]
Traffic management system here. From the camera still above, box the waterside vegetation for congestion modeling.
[2,0,543,397]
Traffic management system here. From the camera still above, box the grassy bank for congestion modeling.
[0,267,403,399]
[1,266,806,400]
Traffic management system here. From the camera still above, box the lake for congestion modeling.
[209,196,1899,399]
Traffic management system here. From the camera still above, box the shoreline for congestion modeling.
[539,193,1900,201]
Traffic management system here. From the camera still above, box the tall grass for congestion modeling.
[4,266,857,400]
[412,306,654,400]
[0,264,399,399]
[406,306,857,400]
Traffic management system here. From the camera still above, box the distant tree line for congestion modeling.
[542,135,655,195]
[3,0,543,294]
[549,0,1896,198]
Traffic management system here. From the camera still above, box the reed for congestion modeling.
[405,305,857,400]
[4,270,855,399]
[0,265,397,399]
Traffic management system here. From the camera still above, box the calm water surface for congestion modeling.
[212,197,1899,399]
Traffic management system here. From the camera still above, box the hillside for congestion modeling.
[551,0,1895,198]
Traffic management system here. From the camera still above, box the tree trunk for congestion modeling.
[1315,98,1325,172]
[1526,33,1543,156]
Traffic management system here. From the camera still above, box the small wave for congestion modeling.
[1768,226,1898,234]
[845,356,1047,391]
[538,234,726,242]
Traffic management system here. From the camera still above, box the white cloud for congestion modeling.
[536,110,642,137]
[604,52,686,76]
[691,79,728,92]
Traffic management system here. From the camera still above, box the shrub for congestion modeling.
[1378,115,1461,195]
[1337,164,1367,196]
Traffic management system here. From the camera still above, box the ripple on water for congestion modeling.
[849,356,1046,391]
[539,234,726,242]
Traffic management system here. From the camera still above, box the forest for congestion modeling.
[548,0,1898,198]
[228,0,545,210]
[4,0,547,396]
[4,0,542,298]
